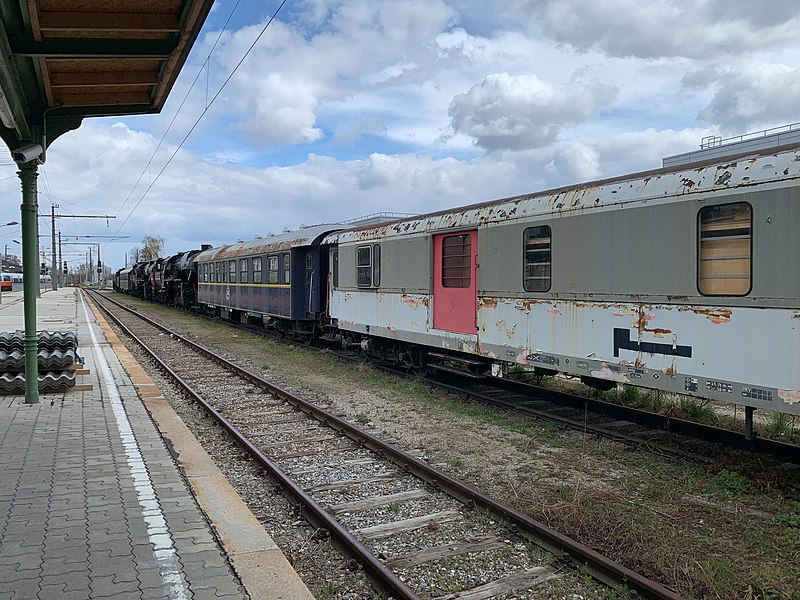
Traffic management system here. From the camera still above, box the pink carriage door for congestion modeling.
[433,231,478,334]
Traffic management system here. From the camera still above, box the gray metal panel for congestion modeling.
[478,187,799,308]
[375,237,431,293]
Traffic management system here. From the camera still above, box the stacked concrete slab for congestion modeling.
[0,330,79,392]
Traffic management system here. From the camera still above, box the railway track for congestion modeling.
[422,373,800,472]
[86,289,683,600]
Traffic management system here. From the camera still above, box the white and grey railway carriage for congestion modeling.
[324,144,800,416]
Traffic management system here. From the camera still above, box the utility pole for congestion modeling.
[58,231,62,288]
[88,246,93,286]
[96,243,101,288]
[50,204,57,290]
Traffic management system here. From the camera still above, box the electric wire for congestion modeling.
[114,0,245,222]
[111,0,289,242]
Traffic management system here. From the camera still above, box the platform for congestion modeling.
[0,287,313,600]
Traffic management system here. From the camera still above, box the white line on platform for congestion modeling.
[79,291,190,600]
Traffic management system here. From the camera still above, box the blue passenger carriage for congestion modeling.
[195,225,341,340]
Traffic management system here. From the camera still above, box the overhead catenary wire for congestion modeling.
[113,0,246,223]
[111,0,289,242]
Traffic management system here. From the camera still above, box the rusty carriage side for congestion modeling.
[324,143,800,418]
[195,225,344,342]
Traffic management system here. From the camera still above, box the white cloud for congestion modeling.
[696,63,800,133]
[515,0,800,59]
[448,73,616,150]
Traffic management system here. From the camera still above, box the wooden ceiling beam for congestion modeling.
[39,12,181,34]
[54,91,151,107]
[50,71,158,88]
[10,37,175,58]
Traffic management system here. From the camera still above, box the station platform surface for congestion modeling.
[0,287,313,600]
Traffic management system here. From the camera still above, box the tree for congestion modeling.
[140,235,164,261]
[130,247,141,263]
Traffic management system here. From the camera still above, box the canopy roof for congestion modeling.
[0,0,214,149]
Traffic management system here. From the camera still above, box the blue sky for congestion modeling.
[1,0,799,270]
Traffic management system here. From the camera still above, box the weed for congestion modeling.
[713,469,752,499]
[355,413,370,425]
[448,456,463,469]
[678,396,716,422]
[619,384,651,407]
[317,582,339,598]
[388,501,401,513]
[773,501,800,528]
[763,412,795,439]
[689,558,737,598]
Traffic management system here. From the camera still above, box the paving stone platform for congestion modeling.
[0,288,313,600]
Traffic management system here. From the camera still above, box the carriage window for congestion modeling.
[442,234,471,288]
[214,262,220,283]
[283,253,290,284]
[268,255,279,284]
[229,260,236,283]
[357,245,372,287]
[240,259,248,283]
[253,257,262,284]
[202,264,208,283]
[523,226,551,292]
[699,202,751,296]
[306,252,312,270]
[373,244,381,287]
[332,249,339,288]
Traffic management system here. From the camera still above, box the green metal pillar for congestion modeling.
[18,161,39,404]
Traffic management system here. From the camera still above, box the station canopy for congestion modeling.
[0,0,214,150]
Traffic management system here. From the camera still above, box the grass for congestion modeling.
[448,456,463,469]
[763,412,797,440]
[676,396,717,423]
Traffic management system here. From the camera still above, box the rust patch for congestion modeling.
[778,390,800,405]
[680,178,695,189]
[634,357,647,369]
[479,298,498,309]
[635,306,672,336]
[401,295,428,309]
[692,308,732,324]
[662,365,676,376]
[515,299,534,311]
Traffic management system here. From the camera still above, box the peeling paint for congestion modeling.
[401,294,428,309]
[546,307,562,315]
[691,307,732,324]
[496,320,517,340]
[515,299,533,311]
[778,390,800,405]
[590,365,630,383]
[479,298,498,309]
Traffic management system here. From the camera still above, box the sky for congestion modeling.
[1,0,799,270]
